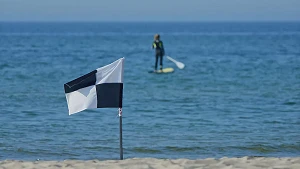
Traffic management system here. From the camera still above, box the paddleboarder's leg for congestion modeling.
[159,55,163,70]
[155,54,159,71]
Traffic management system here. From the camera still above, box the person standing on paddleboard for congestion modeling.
[152,34,165,72]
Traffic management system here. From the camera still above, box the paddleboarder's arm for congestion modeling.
[152,41,155,49]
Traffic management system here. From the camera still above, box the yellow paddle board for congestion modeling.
[149,67,174,74]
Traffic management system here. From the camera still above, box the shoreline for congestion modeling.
[1,157,299,169]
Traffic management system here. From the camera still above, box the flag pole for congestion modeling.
[119,108,123,160]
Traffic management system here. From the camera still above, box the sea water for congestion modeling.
[0,22,299,160]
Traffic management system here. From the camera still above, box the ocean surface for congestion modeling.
[0,22,299,160]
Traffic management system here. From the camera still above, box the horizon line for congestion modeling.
[0,20,300,23]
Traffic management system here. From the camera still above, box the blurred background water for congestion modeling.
[0,22,299,160]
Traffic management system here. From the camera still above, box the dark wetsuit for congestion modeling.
[152,40,165,70]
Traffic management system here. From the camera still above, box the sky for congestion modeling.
[0,0,300,22]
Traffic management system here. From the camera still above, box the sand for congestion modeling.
[0,157,299,169]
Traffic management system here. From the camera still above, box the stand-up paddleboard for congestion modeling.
[148,67,174,74]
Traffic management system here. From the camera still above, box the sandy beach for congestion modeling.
[1,157,299,169]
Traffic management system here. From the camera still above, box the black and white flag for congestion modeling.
[64,58,124,115]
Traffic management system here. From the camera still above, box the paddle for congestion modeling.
[166,56,185,69]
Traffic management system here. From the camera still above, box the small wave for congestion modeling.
[85,146,114,151]
[283,101,297,105]
[263,120,283,124]
[233,144,300,153]
[14,148,79,159]
[15,74,30,80]
[0,63,13,70]
[22,110,38,116]
[165,146,203,152]
[242,145,276,153]
[132,147,162,153]
[279,144,300,151]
